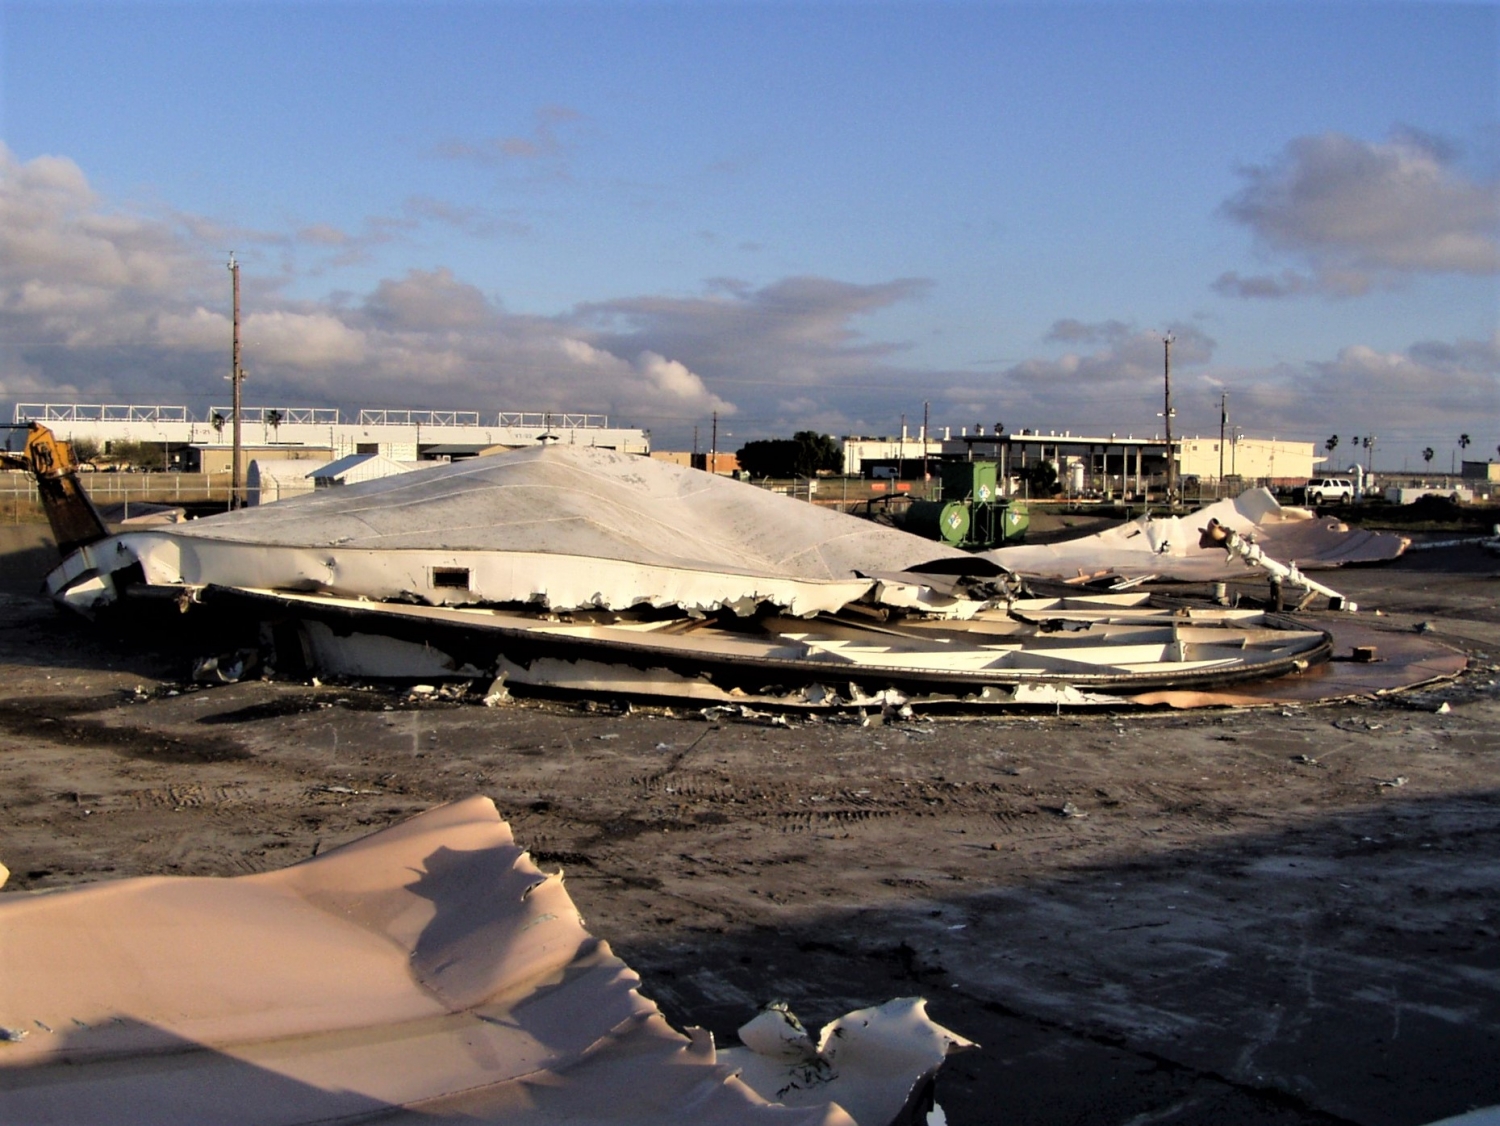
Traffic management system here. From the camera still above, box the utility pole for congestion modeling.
[692,425,699,458]
[922,400,930,494]
[897,413,906,481]
[1162,333,1176,504]
[228,254,245,509]
[709,410,718,475]
[1218,390,1227,491]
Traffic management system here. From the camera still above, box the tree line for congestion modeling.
[734,431,843,478]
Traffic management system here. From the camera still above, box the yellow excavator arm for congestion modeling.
[1,423,111,557]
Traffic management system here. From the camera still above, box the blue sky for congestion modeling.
[1,1,1496,465]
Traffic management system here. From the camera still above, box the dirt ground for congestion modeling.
[1,524,1497,1126]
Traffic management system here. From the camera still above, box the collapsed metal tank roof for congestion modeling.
[51,444,973,617]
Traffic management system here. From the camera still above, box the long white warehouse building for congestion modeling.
[8,404,650,461]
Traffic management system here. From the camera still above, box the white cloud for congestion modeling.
[364,268,492,331]
[1219,129,1500,295]
[7,143,1488,461]
[635,351,728,407]
[0,146,744,427]
[245,311,368,367]
[155,307,229,351]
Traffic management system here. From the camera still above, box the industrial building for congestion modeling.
[649,450,740,475]
[1462,459,1500,482]
[8,404,650,466]
[840,425,1316,493]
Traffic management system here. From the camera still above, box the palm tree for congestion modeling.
[1422,447,1434,465]
[1325,435,1339,453]
[266,409,284,444]
[1453,433,1471,474]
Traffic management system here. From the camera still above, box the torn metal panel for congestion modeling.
[47,444,969,618]
[0,797,967,1124]
[985,489,1409,582]
[202,586,1335,705]
[215,585,1463,709]
[491,654,748,702]
[1131,615,1467,707]
[722,998,975,1126]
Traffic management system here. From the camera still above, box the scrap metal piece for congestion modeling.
[211,587,1334,701]
[986,489,1408,582]
[1197,518,1357,612]
[0,797,965,1125]
[722,998,975,1126]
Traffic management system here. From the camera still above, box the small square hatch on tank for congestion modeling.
[432,566,472,590]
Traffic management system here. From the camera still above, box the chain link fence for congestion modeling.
[0,471,232,522]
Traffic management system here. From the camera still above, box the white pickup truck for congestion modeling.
[1305,477,1355,504]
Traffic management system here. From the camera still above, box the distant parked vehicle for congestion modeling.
[1305,477,1354,505]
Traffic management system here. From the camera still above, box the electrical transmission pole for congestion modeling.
[229,254,245,509]
[1162,333,1176,503]
[1218,390,1227,490]
[922,400,930,493]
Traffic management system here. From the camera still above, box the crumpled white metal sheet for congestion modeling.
[984,489,1409,581]
[175,444,970,578]
[0,797,970,1125]
[54,445,970,616]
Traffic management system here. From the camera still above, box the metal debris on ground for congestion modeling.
[17,438,1465,712]
[191,649,258,684]
[986,488,1408,583]
[0,797,973,1124]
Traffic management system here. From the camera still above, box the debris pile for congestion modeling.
[23,439,1461,709]
[985,488,1409,583]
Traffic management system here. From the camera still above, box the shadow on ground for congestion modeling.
[607,788,1500,1126]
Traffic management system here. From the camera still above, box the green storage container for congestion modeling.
[968,498,1030,547]
[996,499,1029,542]
[904,499,971,546]
[939,461,998,504]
